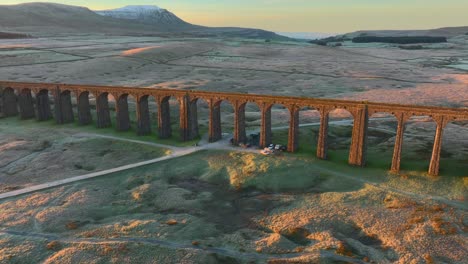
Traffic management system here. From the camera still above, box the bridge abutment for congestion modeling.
[317,108,330,160]
[136,96,151,136]
[348,105,368,167]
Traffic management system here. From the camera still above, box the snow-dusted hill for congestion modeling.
[95,5,192,28]
[0,3,290,40]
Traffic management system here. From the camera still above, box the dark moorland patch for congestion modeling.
[352,36,447,44]
[0,32,31,39]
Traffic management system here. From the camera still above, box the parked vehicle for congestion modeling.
[260,148,274,155]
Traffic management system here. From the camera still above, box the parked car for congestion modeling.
[260,148,274,155]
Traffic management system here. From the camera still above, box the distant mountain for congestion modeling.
[0,3,289,40]
[95,5,195,30]
[0,3,158,35]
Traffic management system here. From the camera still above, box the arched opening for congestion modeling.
[96,92,115,128]
[54,90,74,124]
[439,120,468,176]
[243,102,261,147]
[188,97,210,141]
[327,108,354,164]
[400,115,436,174]
[77,91,92,125]
[297,106,321,155]
[158,96,179,140]
[18,88,35,119]
[2,87,18,117]
[366,112,398,170]
[268,104,291,150]
[210,100,235,143]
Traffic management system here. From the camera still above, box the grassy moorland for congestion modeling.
[0,148,466,263]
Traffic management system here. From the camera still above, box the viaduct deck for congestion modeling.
[1,81,467,176]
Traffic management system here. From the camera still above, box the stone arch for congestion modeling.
[209,99,235,143]
[325,107,355,164]
[187,96,211,140]
[264,103,292,150]
[366,111,399,170]
[157,95,180,139]
[77,91,92,125]
[240,101,261,145]
[96,92,114,128]
[2,87,18,117]
[401,114,463,176]
[400,114,437,174]
[54,90,74,124]
[438,118,468,176]
[296,105,321,154]
[18,88,35,119]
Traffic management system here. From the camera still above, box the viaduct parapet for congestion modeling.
[1,81,467,176]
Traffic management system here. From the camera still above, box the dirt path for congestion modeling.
[0,126,464,210]
[0,146,199,200]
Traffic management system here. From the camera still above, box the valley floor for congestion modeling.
[0,35,467,263]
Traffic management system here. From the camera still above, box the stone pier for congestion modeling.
[390,113,409,173]
[54,90,74,124]
[287,105,299,152]
[348,105,368,167]
[233,101,246,145]
[259,103,272,148]
[179,95,190,141]
[77,92,92,125]
[136,96,151,136]
[96,93,111,128]
[2,88,18,117]
[188,99,199,140]
[317,108,330,160]
[208,100,222,142]
[36,90,52,121]
[116,94,130,131]
[18,89,35,119]
[428,116,447,176]
[158,97,172,139]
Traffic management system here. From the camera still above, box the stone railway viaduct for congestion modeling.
[1,81,467,176]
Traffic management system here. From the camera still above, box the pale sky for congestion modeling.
[3,0,468,33]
